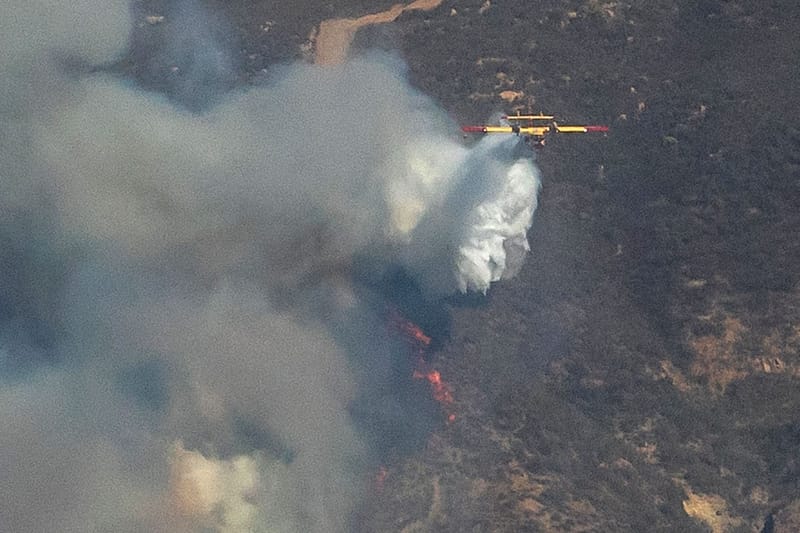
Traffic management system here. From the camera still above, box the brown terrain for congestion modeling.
[313,0,444,65]
[132,1,800,531]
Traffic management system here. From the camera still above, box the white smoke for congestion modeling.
[0,2,540,532]
[168,442,263,532]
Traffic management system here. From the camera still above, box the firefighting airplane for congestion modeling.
[462,112,609,148]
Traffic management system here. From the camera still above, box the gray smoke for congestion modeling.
[0,2,540,532]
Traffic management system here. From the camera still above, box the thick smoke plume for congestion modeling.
[0,2,540,532]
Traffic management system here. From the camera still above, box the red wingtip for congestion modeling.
[461,125,488,133]
[585,125,610,132]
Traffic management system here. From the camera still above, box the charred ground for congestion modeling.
[130,1,800,531]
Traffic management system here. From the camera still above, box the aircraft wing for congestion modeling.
[554,124,609,133]
[461,125,550,136]
[461,125,515,134]
[462,119,608,141]
[502,114,554,121]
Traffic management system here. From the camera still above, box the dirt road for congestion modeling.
[314,0,443,64]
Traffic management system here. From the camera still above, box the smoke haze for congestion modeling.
[0,2,540,532]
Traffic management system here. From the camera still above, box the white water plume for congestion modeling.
[456,142,540,292]
[384,132,540,294]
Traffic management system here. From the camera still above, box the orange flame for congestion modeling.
[412,368,454,404]
[387,309,456,423]
[375,465,389,492]
[412,360,456,423]
[404,323,432,347]
[387,309,431,347]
